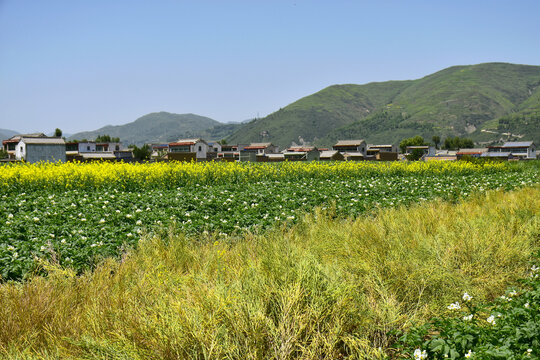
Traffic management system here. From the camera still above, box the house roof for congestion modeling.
[481,152,512,158]
[80,152,116,159]
[21,137,65,145]
[406,145,431,149]
[263,154,285,159]
[286,146,315,152]
[502,141,534,148]
[284,151,307,156]
[319,150,341,158]
[457,148,488,154]
[170,138,206,146]
[343,152,365,157]
[334,140,365,147]
[245,142,273,149]
[368,144,394,149]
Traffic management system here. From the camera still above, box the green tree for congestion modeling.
[443,136,474,150]
[131,144,151,161]
[399,135,427,153]
[432,135,440,149]
[54,128,62,137]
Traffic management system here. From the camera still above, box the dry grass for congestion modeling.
[0,187,538,359]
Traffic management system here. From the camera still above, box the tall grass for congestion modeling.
[0,187,538,359]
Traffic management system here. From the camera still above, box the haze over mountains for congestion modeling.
[8,63,540,147]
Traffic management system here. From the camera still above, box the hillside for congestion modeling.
[69,112,239,145]
[226,63,540,147]
[0,128,18,141]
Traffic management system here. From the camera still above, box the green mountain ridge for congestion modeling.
[226,63,540,147]
[69,112,240,145]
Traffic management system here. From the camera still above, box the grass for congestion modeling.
[0,186,538,359]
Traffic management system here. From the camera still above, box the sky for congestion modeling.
[1,0,540,135]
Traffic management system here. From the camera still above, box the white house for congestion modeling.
[16,137,66,163]
[169,138,208,160]
[488,141,536,159]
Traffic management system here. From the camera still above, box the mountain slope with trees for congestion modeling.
[227,63,540,147]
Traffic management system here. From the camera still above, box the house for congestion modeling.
[257,153,285,162]
[366,144,398,161]
[168,138,208,161]
[405,145,436,158]
[481,152,515,161]
[283,146,320,161]
[333,140,367,157]
[242,142,279,155]
[2,133,47,159]
[15,137,66,163]
[456,148,488,159]
[424,150,458,161]
[488,141,536,159]
[80,152,117,162]
[319,150,345,161]
[343,152,366,161]
[217,144,246,162]
[77,141,122,153]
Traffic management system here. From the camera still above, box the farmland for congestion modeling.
[1,160,538,281]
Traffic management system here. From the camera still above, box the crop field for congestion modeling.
[1,160,539,281]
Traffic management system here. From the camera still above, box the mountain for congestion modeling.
[0,129,19,140]
[69,112,240,145]
[226,63,540,147]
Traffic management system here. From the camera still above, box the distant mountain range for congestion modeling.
[7,63,540,148]
[69,112,242,145]
[0,129,18,141]
[227,62,540,147]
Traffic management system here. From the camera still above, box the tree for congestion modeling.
[131,144,151,161]
[400,135,429,161]
[432,135,441,149]
[443,136,474,150]
[95,135,120,143]
[54,128,62,137]
[399,135,427,153]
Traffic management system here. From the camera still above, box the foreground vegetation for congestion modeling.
[0,186,538,359]
[1,161,538,280]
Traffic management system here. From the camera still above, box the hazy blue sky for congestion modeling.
[1,0,539,134]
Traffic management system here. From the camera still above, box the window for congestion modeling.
[198,146,202,151]
[87,146,90,151]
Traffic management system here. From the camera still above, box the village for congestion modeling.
[1,133,538,163]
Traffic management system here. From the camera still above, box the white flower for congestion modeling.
[33,217,40,222]
[532,265,539,272]
[487,315,496,325]
[463,314,473,321]
[126,233,133,237]
[413,348,428,359]
[524,302,530,308]
[61,239,66,244]
[465,349,473,358]
[508,290,517,297]
[462,292,472,302]
[7,213,13,219]
[13,252,18,258]
[136,209,142,213]
[447,302,461,310]
[99,219,106,224]
[49,233,55,238]
[136,220,142,225]
[81,218,86,222]
[40,245,46,251]
[7,245,15,251]
[125,214,132,218]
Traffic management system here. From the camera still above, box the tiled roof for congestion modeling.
[334,140,365,147]
[502,141,534,148]
[21,137,65,145]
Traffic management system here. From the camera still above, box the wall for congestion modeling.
[25,144,66,163]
